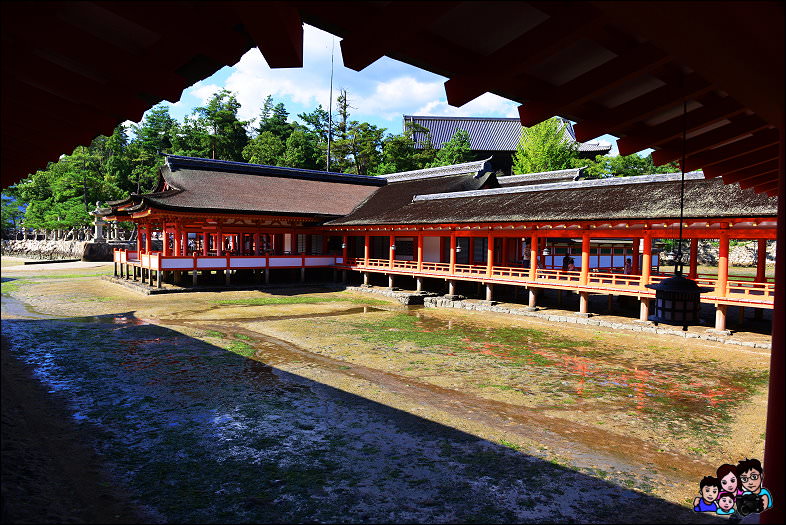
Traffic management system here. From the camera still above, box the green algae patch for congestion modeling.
[344,313,584,366]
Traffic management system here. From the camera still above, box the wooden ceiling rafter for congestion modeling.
[338,1,460,72]
[701,145,780,180]
[616,93,747,155]
[517,42,672,126]
[652,114,773,165]
[571,71,714,143]
[682,128,780,172]
[444,2,606,106]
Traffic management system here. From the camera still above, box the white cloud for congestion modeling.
[189,82,222,104]
[414,92,519,118]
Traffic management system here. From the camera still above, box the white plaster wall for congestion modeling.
[423,236,441,262]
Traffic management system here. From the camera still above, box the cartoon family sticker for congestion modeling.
[693,458,773,518]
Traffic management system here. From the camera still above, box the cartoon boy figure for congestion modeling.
[737,458,772,511]
[694,476,721,512]
[717,464,744,496]
[716,492,736,516]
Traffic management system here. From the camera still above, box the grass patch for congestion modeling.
[1,279,26,294]
[226,340,256,357]
[499,439,521,451]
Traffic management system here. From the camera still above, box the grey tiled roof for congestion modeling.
[403,116,611,155]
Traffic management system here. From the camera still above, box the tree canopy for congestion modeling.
[5,89,684,232]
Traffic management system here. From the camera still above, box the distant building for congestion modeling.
[403,115,611,175]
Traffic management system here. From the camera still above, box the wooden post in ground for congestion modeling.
[639,297,650,321]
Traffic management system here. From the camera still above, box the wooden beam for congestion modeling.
[444,2,603,106]
[616,94,745,156]
[590,1,784,129]
[701,145,780,179]
[518,42,671,126]
[738,170,780,190]
[708,157,779,182]
[683,128,780,172]
[572,71,713,142]
[652,114,771,165]
[340,1,458,71]
[233,2,303,68]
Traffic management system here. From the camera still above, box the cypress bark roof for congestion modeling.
[106,156,385,218]
[326,172,777,226]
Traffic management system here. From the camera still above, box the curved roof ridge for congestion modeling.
[380,157,493,182]
[499,167,584,185]
[413,171,707,202]
[163,155,386,186]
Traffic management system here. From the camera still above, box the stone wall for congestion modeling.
[660,240,776,266]
[1,240,134,261]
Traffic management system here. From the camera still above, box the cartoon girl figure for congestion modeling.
[717,464,744,496]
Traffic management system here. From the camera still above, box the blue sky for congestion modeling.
[134,24,621,155]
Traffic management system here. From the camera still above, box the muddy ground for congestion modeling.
[1,257,769,523]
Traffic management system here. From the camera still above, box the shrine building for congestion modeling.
[104,154,777,332]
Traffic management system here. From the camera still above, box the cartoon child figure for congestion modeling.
[737,458,772,511]
[716,492,736,516]
[717,464,744,496]
[694,476,721,512]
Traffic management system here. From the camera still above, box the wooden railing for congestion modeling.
[119,249,773,306]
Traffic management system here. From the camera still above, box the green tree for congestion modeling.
[429,129,473,167]
[297,105,331,142]
[345,121,385,175]
[281,129,322,170]
[512,117,579,174]
[173,89,249,161]
[256,96,295,141]
[1,191,24,231]
[130,104,176,191]
[373,121,437,175]
[242,131,285,165]
[579,152,682,179]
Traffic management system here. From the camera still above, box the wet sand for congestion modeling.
[1,258,764,522]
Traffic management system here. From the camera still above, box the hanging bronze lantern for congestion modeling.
[646,96,711,330]
[646,269,712,331]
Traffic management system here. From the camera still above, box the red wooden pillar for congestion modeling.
[529,235,538,279]
[389,235,395,268]
[640,235,652,285]
[216,228,223,256]
[689,238,699,279]
[761,129,784,525]
[632,237,640,274]
[162,226,170,257]
[341,235,348,261]
[417,234,423,271]
[253,232,260,255]
[756,238,767,282]
[202,232,209,256]
[364,234,370,265]
[449,234,457,274]
[136,225,142,253]
[580,233,590,285]
[716,231,729,297]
